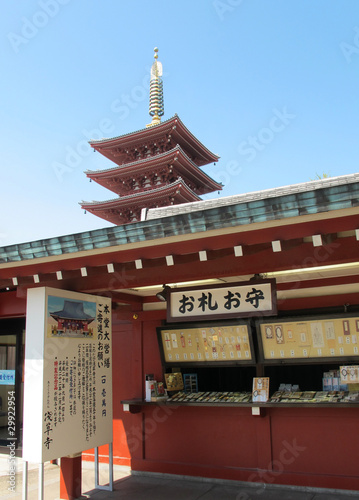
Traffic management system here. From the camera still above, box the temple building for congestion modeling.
[81,48,222,225]
[1,47,359,499]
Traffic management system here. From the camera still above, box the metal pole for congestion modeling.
[38,463,44,500]
[94,447,99,488]
[109,442,113,491]
[22,461,28,500]
[94,443,113,491]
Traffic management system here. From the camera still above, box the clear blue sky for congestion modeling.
[1,0,358,246]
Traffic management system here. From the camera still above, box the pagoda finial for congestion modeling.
[147,47,164,127]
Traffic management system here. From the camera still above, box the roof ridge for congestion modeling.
[146,172,359,217]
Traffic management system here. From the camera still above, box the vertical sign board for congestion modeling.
[23,287,112,463]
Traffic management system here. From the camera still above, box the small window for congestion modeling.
[0,345,16,369]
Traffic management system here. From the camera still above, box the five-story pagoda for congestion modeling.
[81,48,222,225]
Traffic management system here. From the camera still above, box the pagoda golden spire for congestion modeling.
[147,47,164,127]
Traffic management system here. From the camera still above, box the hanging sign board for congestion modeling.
[23,287,112,463]
[167,279,276,323]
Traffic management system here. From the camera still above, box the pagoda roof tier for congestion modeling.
[85,146,223,197]
[80,179,201,225]
[89,115,219,167]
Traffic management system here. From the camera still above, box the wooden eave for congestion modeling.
[85,146,222,196]
[1,213,359,312]
[2,175,359,309]
[89,115,219,167]
[81,179,201,210]
[80,179,201,225]
[3,176,359,268]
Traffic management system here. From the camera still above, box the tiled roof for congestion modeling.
[80,178,201,208]
[85,145,217,178]
[89,114,179,145]
[85,145,222,197]
[89,115,219,157]
[146,173,359,219]
[89,115,219,166]
[1,174,358,264]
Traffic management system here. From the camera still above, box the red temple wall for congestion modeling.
[0,291,26,318]
[105,293,359,491]
[2,286,359,489]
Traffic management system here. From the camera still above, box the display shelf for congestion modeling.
[150,314,359,414]
[121,398,359,411]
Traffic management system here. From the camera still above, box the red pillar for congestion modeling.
[60,455,82,500]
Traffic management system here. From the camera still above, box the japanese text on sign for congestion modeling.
[168,280,276,322]
[23,287,113,464]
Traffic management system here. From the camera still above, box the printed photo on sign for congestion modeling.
[47,295,96,338]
